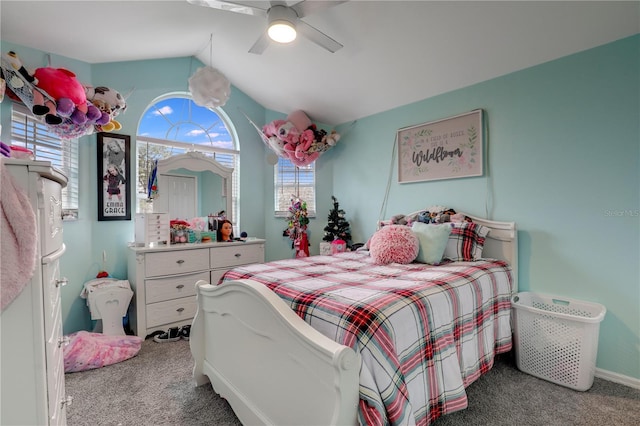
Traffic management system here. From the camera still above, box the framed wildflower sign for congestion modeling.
[97,133,131,221]
[397,109,484,183]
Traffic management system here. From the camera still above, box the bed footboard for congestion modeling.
[190,279,360,426]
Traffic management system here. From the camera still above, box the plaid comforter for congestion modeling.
[221,251,513,425]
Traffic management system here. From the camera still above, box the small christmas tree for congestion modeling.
[323,196,352,245]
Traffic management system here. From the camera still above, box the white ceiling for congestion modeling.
[1,1,638,125]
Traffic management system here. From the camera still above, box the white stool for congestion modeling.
[82,278,133,336]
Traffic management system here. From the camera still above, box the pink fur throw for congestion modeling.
[63,331,143,373]
[1,161,37,312]
[369,225,419,265]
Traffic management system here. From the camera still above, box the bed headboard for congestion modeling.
[385,212,518,292]
[463,213,518,292]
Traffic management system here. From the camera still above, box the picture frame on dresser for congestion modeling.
[97,132,131,221]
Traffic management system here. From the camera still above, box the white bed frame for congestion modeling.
[190,214,517,425]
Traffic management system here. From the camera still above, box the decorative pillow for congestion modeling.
[411,222,452,265]
[368,225,419,265]
[444,222,490,261]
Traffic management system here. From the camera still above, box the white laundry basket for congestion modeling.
[511,292,606,391]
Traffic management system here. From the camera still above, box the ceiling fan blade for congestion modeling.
[296,20,343,53]
[290,0,348,19]
[186,0,268,16]
[248,32,270,54]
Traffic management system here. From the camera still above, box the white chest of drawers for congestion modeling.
[1,159,69,426]
[134,213,170,246]
[127,239,265,337]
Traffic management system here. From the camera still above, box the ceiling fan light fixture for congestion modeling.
[268,20,296,43]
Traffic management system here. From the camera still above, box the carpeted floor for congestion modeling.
[65,338,640,425]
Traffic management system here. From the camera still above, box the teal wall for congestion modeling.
[1,35,637,381]
[324,35,639,380]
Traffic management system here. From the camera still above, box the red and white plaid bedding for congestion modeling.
[221,251,513,425]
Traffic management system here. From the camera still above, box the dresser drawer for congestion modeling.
[46,304,65,425]
[135,213,170,246]
[146,296,197,328]
[46,302,64,378]
[210,243,264,268]
[42,249,65,339]
[145,271,207,304]
[49,369,66,426]
[146,227,169,241]
[145,248,209,277]
[39,176,64,256]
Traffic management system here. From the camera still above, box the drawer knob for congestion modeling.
[55,277,69,288]
[61,395,73,408]
[176,259,185,264]
[176,284,185,289]
[234,253,241,258]
[176,307,185,313]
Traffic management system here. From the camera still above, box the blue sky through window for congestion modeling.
[137,96,233,151]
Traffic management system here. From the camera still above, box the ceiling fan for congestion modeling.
[187,0,347,54]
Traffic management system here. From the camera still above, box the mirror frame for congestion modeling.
[155,152,233,221]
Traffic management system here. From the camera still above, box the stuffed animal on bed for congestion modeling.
[418,207,470,224]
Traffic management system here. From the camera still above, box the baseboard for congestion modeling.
[595,368,640,390]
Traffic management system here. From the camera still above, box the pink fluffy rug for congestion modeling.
[64,331,143,373]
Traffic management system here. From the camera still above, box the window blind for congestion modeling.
[274,157,316,217]
[10,103,79,213]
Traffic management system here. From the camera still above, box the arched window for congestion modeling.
[136,93,239,226]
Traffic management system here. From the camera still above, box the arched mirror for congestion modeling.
[153,152,233,222]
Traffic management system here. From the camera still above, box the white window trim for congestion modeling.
[136,95,240,226]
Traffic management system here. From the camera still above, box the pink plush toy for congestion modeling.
[294,129,317,161]
[262,119,286,138]
[276,121,300,145]
[287,109,312,132]
[33,67,89,124]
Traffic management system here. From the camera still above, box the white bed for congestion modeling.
[190,213,517,425]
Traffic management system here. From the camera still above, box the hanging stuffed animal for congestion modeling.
[33,66,92,125]
[84,85,128,132]
[1,51,61,124]
[259,109,340,167]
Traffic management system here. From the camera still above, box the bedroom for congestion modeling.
[0,0,638,424]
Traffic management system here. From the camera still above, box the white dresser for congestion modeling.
[1,159,70,425]
[127,239,265,337]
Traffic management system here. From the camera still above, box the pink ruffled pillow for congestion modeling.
[369,225,419,265]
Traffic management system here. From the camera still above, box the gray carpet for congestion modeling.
[65,338,639,425]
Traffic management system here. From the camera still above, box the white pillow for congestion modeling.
[411,222,452,265]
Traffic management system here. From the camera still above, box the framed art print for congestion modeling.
[97,132,131,221]
[397,109,484,183]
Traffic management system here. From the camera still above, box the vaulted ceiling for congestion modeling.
[1,1,638,125]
